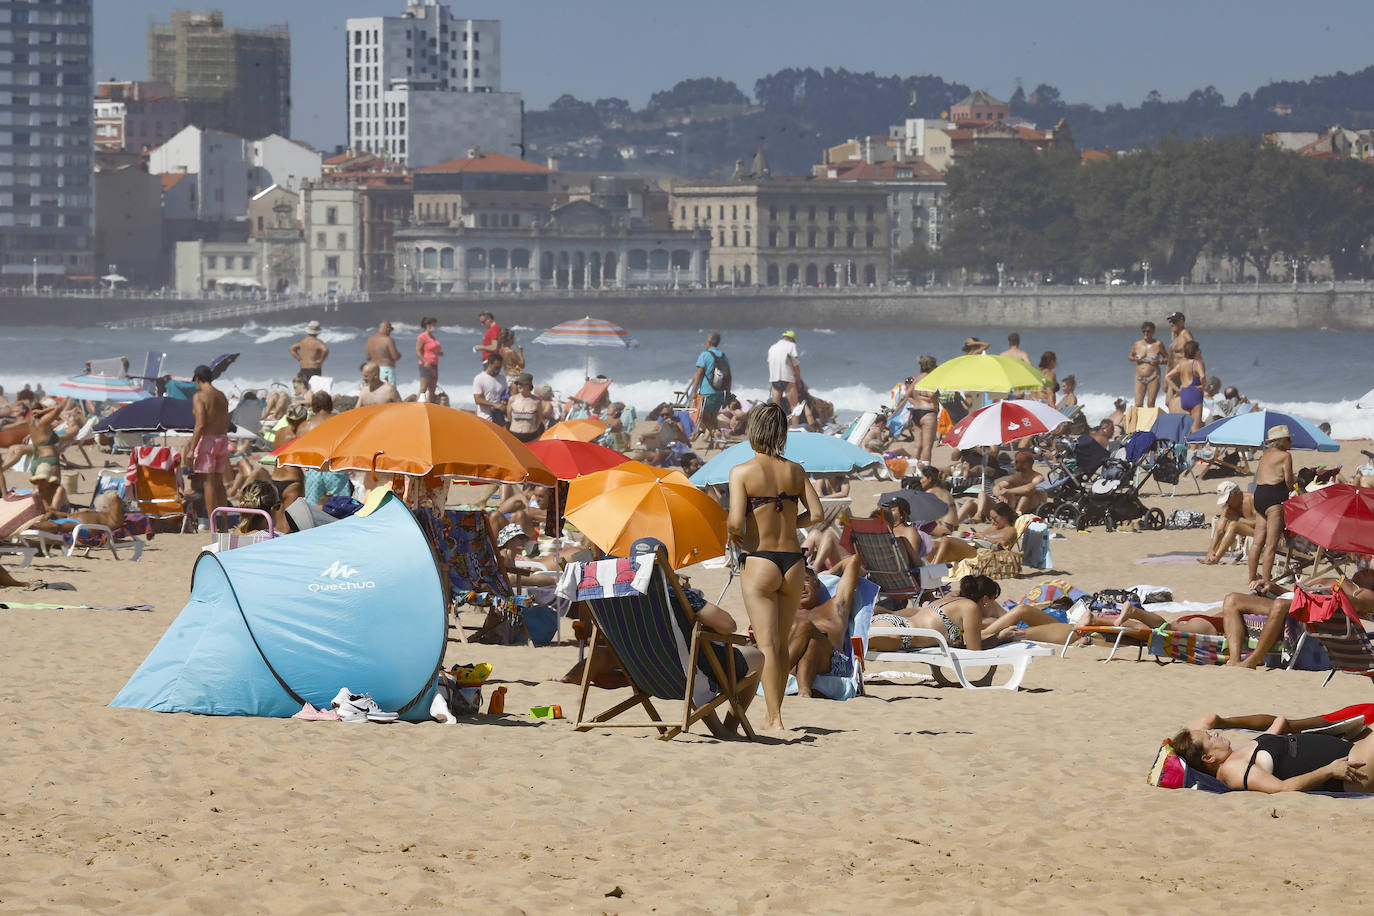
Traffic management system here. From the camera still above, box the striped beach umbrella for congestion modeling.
[51,374,152,404]
[532,316,638,377]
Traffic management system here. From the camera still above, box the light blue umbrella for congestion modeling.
[689,431,886,486]
[1185,409,1337,452]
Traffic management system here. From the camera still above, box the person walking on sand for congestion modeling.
[289,320,329,382]
[1127,321,1167,407]
[1249,425,1296,594]
[1000,332,1030,364]
[767,330,801,413]
[183,365,231,522]
[416,316,443,402]
[687,331,729,443]
[364,321,401,387]
[727,402,823,735]
[472,353,508,427]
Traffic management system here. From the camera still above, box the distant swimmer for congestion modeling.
[1000,332,1031,364]
[1127,321,1167,407]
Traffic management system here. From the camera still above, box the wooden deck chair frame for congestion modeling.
[574,554,756,740]
[842,515,947,606]
[1274,539,1347,589]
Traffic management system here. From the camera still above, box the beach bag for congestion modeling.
[1166,509,1206,530]
[1283,616,1333,671]
[706,349,731,394]
[1290,583,1359,626]
[0,490,44,538]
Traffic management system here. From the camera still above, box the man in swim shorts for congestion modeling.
[364,321,401,387]
[289,320,330,381]
[183,364,231,522]
[787,555,866,698]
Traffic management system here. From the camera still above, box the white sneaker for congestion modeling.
[334,690,398,723]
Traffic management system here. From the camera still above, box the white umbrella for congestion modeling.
[102,273,128,284]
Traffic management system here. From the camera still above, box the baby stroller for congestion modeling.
[1044,453,1164,531]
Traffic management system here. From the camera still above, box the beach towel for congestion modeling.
[1148,740,1372,796]
[556,555,654,603]
[417,509,508,597]
[125,446,179,488]
[60,512,154,547]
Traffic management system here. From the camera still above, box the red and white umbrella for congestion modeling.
[943,399,1070,449]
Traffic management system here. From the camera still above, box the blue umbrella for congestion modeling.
[1185,409,1337,452]
[689,431,886,486]
[92,397,238,434]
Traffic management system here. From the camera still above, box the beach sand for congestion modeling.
[3,438,1371,912]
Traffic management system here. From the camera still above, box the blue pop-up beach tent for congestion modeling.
[111,489,446,719]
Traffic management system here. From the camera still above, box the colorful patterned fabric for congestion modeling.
[1149,627,1227,665]
[416,509,509,600]
[64,512,154,547]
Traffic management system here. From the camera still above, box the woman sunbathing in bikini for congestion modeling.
[867,575,1004,652]
[978,598,1219,646]
[928,502,1018,565]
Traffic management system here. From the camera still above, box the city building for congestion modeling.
[344,1,522,166]
[94,158,164,286]
[1265,126,1374,160]
[412,148,559,229]
[668,151,891,287]
[0,0,94,284]
[301,184,362,295]
[814,159,946,257]
[949,89,1010,124]
[148,10,290,139]
[148,125,321,222]
[94,80,185,153]
[319,151,414,292]
[173,239,261,293]
[887,118,956,171]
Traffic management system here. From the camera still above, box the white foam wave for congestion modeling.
[317,330,358,344]
[252,327,301,344]
[437,325,478,337]
[169,328,236,344]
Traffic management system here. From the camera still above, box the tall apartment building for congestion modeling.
[148,10,289,140]
[345,1,521,167]
[0,0,94,283]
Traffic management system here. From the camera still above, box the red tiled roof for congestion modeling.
[822,160,943,181]
[159,172,190,192]
[419,151,551,174]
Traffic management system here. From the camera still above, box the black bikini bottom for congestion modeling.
[743,550,805,576]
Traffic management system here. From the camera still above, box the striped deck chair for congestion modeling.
[841,515,948,607]
[1290,587,1374,687]
[1149,627,1227,665]
[572,554,757,741]
[416,508,531,644]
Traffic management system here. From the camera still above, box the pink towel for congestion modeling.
[125,446,180,487]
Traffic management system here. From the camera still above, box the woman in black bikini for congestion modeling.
[904,355,940,467]
[1248,425,1295,594]
[727,402,823,734]
[1171,713,1372,793]
[868,575,1002,653]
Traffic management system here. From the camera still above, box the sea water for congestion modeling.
[2,321,1372,438]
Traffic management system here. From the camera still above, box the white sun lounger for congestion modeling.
[864,626,1052,690]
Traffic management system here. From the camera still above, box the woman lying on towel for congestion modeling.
[868,575,1003,652]
[927,502,1019,565]
[1170,708,1374,793]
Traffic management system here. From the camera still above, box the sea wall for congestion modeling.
[2,284,1372,330]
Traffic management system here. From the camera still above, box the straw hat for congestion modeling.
[1216,480,1239,505]
[1266,424,1291,442]
[305,320,322,335]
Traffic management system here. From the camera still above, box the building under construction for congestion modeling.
[148,11,290,140]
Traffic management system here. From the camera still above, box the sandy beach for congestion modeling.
[3,437,1372,913]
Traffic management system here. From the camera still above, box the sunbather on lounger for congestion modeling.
[1221,570,1374,669]
[979,600,1215,646]
[32,491,127,535]
[788,556,864,698]
[868,575,1004,652]
[1170,714,1374,793]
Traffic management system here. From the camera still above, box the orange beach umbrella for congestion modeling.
[273,401,555,485]
[540,418,607,442]
[564,461,728,568]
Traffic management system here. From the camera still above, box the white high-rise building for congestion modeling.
[345,1,521,167]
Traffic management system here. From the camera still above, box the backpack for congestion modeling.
[706,348,731,394]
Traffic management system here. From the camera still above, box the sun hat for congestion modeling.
[305,320,322,335]
[1216,480,1239,505]
[496,523,528,548]
[1266,425,1291,442]
[1166,311,1185,323]
[514,372,533,386]
[781,330,796,340]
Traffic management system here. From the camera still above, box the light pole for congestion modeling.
[996,262,1005,289]
[1141,259,1150,287]
[1291,258,1299,288]
[32,257,37,293]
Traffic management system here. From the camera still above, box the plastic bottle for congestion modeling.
[487,685,507,715]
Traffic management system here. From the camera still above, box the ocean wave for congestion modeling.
[169,328,236,344]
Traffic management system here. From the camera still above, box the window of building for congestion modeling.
[325,256,339,276]
[242,255,252,270]
[422,247,437,268]
[744,229,751,246]
[866,205,875,222]
[316,232,326,247]
[866,231,874,248]
[337,232,347,249]
[828,205,836,221]
[679,206,686,220]
[731,230,738,246]
[354,30,363,44]
[206,255,217,269]
[769,205,777,220]
[719,231,725,247]
[731,205,737,219]
[745,205,751,219]
[846,230,855,248]
[768,230,777,246]
[718,205,724,219]
[693,205,699,220]
[808,229,816,247]
[788,230,796,247]
[325,206,337,225]
[808,206,816,221]
[440,248,454,268]
[827,229,835,247]
[473,68,479,78]
[788,205,797,221]
[847,206,855,222]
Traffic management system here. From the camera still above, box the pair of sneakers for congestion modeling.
[330,688,399,723]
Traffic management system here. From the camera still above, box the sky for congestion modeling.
[96,0,1373,151]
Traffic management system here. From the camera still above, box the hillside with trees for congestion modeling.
[524,65,1374,177]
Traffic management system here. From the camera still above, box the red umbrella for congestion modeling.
[942,399,1070,449]
[1284,485,1374,555]
[525,438,628,480]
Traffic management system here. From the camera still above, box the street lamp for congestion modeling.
[1141,259,1150,287]
[996,262,1005,289]
[1291,258,1299,288]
